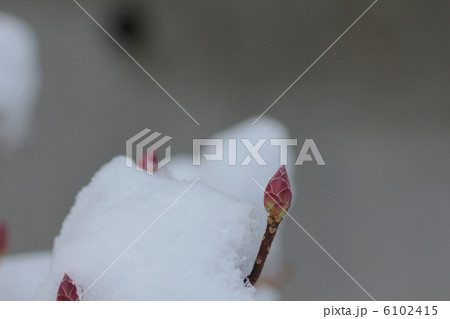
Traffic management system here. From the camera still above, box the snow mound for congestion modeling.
[0,12,41,155]
[35,156,260,300]
[169,116,296,203]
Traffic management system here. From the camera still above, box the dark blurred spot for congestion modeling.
[110,5,149,49]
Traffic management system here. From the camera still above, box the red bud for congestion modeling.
[264,166,292,222]
[57,273,80,301]
[137,150,158,174]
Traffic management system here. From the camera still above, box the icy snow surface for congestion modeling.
[35,156,260,300]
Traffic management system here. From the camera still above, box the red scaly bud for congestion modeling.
[264,165,292,223]
[137,150,158,174]
[57,273,80,301]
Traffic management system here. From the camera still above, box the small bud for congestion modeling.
[137,150,158,174]
[57,273,80,301]
[264,166,292,223]
[0,222,9,257]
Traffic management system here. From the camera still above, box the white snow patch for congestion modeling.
[35,156,260,300]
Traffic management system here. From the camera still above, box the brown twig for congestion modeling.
[246,217,280,286]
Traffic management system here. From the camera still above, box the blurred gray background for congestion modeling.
[1,0,449,300]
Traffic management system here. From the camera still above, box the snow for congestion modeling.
[0,12,41,156]
[0,251,51,300]
[34,156,260,300]
[1,116,294,300]
[168,116,297,286]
